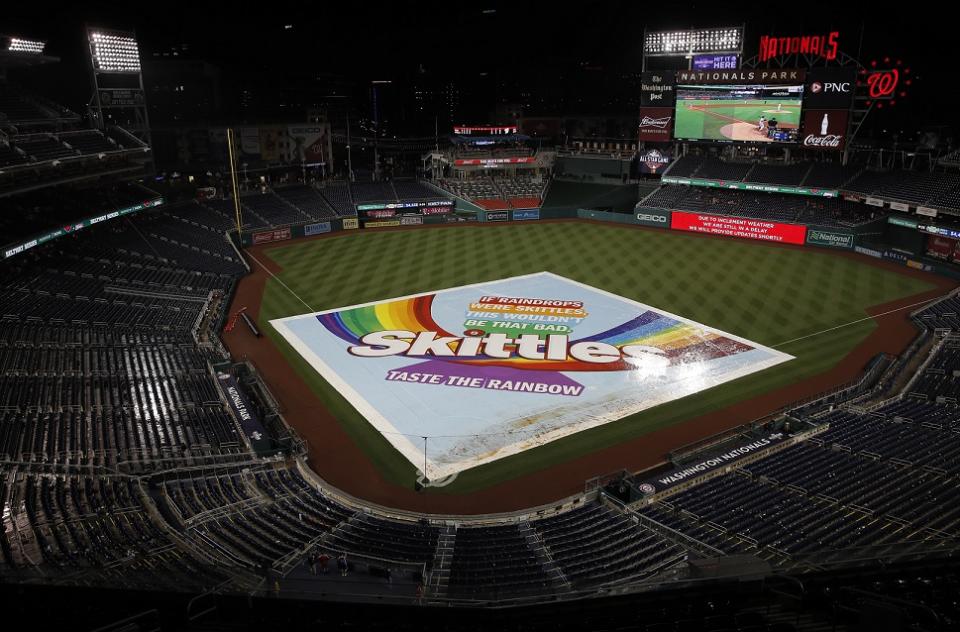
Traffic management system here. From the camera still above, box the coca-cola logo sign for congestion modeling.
[802,109,848,151]
[804,134,843,147]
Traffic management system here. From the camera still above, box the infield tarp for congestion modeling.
[272,272,793,479]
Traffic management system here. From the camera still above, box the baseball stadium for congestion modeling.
[2,7,960,632]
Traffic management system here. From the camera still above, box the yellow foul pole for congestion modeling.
[226,128,244,244]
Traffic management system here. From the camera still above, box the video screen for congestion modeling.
[674,84,803,143]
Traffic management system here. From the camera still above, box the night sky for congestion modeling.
[4,2,949,137]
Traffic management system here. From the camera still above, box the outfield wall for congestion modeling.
[579,208,862,251]
[232,206,960,281]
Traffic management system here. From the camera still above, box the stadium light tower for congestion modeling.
[4,36,46,54]
[1,35,59,67]
[85,27,152,148]
[642,26,744,70]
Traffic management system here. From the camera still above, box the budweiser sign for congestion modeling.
[804,134,843,148]
[638,107,673,142]
[640,116,671,129]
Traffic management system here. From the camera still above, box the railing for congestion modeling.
[273,543,427,585]
[185,496,269,528]
[667,414,782,465]
[106,124,149,150]
[89,609,161,632]
[897,333,949,398]
[790,352,894,416]
[629,502,726,558]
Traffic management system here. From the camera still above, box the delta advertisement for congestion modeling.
[671,211,808,245]
[271,272,792,479]
[802,109,849,151]
[638,107,674,142]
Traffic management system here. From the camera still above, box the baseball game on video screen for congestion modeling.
[675,84,803,143]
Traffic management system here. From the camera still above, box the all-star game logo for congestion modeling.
[640,149,671,174]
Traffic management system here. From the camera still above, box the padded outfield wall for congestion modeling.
[232,204,960,282]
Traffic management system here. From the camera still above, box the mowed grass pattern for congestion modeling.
[257,223,935,493]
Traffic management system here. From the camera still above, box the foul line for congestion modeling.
[246,250,317,313]
[770,297,938,349]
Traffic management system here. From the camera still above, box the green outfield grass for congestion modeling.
[256,223,935,493]
[675,99,802,142]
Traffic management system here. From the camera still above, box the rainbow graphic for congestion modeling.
[318,294,752,373]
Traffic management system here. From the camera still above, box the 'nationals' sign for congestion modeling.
[671,211,807,245]
[758,32,839,63]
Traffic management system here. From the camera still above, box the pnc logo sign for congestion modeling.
[811,81,851,94]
